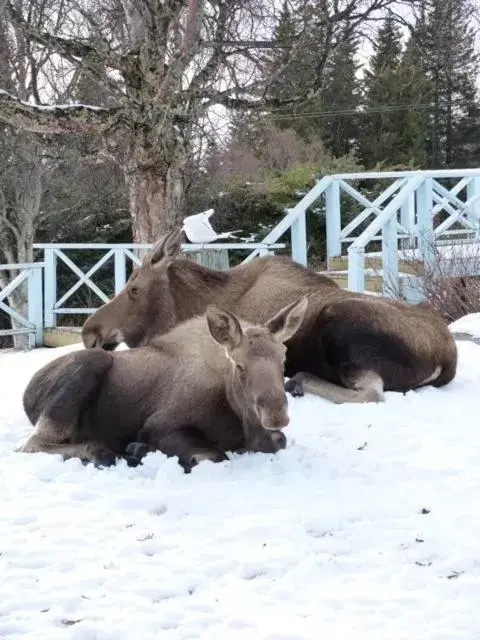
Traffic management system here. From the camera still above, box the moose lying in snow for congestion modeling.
[19,298,308,470]
[82,229,458,403]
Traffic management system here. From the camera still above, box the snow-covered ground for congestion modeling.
[450,313,480,339]
[1,325,480,640]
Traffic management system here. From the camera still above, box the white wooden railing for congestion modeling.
[33,242,285,328]
[0,263,43,347]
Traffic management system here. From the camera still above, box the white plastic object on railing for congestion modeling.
[182,209,242,243]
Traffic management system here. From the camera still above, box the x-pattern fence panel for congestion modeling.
[35,242,285,328]
[334,175,480,254]
[40,246,136,327]
[343,173,480,297]
[431,177,480,236]
[0,263,44,347]
[246,169,480,301]
[335,178,413,254]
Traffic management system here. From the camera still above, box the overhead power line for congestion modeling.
[264,98,479,120]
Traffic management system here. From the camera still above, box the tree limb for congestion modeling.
[189,1,230,94]
[0,90,121,134]
[209,87,319,111]
[7,2,126,72]
[206,40,297,49]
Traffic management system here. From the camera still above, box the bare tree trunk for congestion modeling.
[0,131,41,349]
[6,231,34,349]
[11,230,34,349]
[125,140,187,243]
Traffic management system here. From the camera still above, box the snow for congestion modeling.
[2,333,480,640]
[0,89,109,112]
[365,239,480,262]
[449,313,480,339]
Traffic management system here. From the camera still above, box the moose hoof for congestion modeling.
[125,455,143,467]
[87,444,117,468]
[125,441,151,461]
[285,377,304,397]
[182,450,228,474]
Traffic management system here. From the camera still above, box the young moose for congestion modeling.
[82,229,458,404]
[19,298,308,470]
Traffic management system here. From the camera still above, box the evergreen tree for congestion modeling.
[308,33,360,157]
[359,15,406,166]
[393,33,432,167]
[264,0,304,107]
[370,14,403,75]
[264,5,361,157]
[416,0,479,167]
[451,83,480,168]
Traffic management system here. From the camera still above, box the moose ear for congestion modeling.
[148,228,182,266]
[265,296,308,344]
[206,305,243,351]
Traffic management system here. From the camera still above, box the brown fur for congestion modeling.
[81,229,458,403]
[19,299,307,470]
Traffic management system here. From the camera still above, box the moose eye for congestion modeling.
[236,363,246,376]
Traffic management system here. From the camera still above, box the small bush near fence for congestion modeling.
[403,238,480,322]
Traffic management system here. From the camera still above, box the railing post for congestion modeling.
[400,193,416,249]
[114,248,127,294]
[382,215,399,298]
[28,266,43,347]
[43,248,57,328]
[416,177,435,269]
[290,209,307,266]
[325,180,341,263]
[467,177,480,231]
[347,247,365,292]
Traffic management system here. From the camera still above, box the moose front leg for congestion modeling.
[127,423,228,473]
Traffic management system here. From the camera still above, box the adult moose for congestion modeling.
[82,229,457,403]
[19,299,307,470]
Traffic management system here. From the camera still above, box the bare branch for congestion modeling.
[206,40,297,49]
[0,89,121,134]
[7,3,126,72]
[211,88,318,111]
[189,1,230,93]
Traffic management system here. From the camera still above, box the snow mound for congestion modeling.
[449,312,480,339]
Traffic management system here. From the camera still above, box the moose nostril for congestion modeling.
[82,331,98,349]
[260,409,290,431]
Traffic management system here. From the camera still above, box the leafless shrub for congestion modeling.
[210,124,328,184]
[383,234,480,322]
[422,274,480,322]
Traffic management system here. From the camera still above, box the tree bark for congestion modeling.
[0,129,42,348]
[125,139,188,243]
